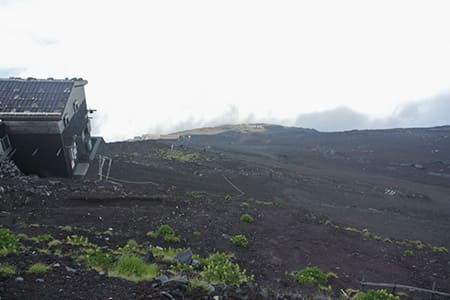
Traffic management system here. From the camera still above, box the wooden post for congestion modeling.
[431,282,436,300]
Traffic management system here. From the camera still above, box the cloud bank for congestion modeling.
[294,91,450,131]
[112,91,450,139]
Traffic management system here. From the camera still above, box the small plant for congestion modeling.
[0,228,22,256]
[344,227,361,233]
[59,225,73,232]
[0,264,16,278]
[432,246,448,254]
[16,233,29,240]
[240,202,250,208]
[254,200,273,206]
[293,266,336,287]
[224,194,232,201]
[410,240,425,250]
[383,238,393,243]
[275,202,284,208]
[352,289,400,300]
[102,230,113,236]
[240,213,254,223]
[202,252,253,286]
[157,149,206,163]
[114,240,146,256]
[149,246,186,265]
[81,248,114,271]
[193,231,201,237]
[147,225,180,243]
[30,234,54,243]
[28,263,51,274]
[66,235,91,247]
[230,234,248,248]
[29,224,40,228]
[372,235,382,241]
[185,191,201,198]
[404,250,414,257]
[48,239,62,248]
[109,254,158,282]
[188,278,211,293]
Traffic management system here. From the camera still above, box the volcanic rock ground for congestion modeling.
[1,125,450,299]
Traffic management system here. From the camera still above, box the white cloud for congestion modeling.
[1,0,450,140]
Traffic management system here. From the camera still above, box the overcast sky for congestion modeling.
[1,0,449,141]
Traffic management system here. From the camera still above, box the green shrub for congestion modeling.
[149,246,178,257]
[201,253,253,286]
[31,234,54,243]
[185,191,202,198]
[0,229,22,256]
[16,233,29,240]
[48,239,63,248]
[372,235,382,241]
[432,246,448,254]
[66,235,91,247]
[188,278,211,293]
[352,289,400,300]
[404,250,414,257]
[147,225,180,243]
[193,231,201,237]
[240,202,250,208]
[409,240,425,250]
[114,240,146,256]
[158,149,206,163]
[0,264,17,277]
[28,263,51,274]
[102,230,113,236]
[240,214,254,223]
[230,235,248,248]
[59,225,72,232]
[344,227,361,233]
[81,248,114,271]
[254,200,273,206]
[110,254,158,282]
[293,266,336,286]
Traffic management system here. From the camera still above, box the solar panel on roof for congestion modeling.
[0,79,74,117]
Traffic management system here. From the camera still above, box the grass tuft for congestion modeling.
[431,246,448,254]
[59,225,73,232]
[240,202,250,208]
[352,289,400,300]
[240,213,254,223]
[201,253,253,286]
[0,229,22,256]
[230,234,249,248]
[109,254,158,282]
[28,263,51,275]
[147,225,180,243]
[157,149,208,163]
[293,266,336,287]
[0,264,17,278]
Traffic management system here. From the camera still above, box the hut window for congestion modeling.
[1,136,10,151]
[63,113,70,127]
[73,101,79,112]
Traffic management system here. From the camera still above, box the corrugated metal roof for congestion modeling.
[0,79,75,118]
